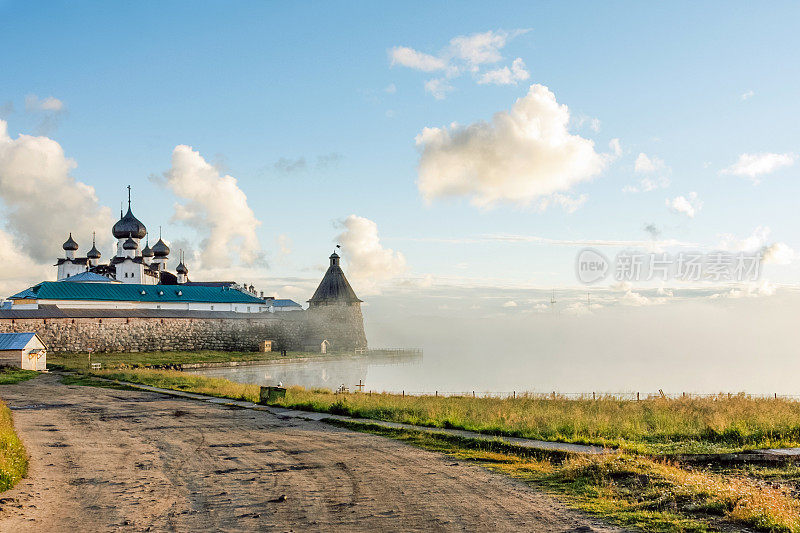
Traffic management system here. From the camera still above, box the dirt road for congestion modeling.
[0,373,624,532]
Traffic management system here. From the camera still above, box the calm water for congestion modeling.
[187,296,800,396]
[186,352,426,393]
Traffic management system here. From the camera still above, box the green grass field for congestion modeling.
[0,367,40,385]
[47,349,326,371]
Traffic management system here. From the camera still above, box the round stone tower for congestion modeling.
[306,251,367,351]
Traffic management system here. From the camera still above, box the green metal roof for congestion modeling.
[10,281,264,304]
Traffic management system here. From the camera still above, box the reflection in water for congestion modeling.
[186,352,423,392]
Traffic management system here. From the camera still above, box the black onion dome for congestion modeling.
[62,233,79,251]
[141,242,154,257]
[152,238,170,257]
[123,237,138,250]
[176,262,188,274]
[87,243,101,259]
[112,207,147,239]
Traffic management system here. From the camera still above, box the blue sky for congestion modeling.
[1,1,799,304]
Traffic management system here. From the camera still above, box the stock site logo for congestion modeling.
[576,248,609,284]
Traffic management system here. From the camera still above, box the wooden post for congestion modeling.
[637,392,640,401]
[472,391,475,398]
[512,391,515,399]
[435,390,438,397]
[592,392,596,401]
[402,390,404,398]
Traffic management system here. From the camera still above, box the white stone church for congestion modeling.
[8,187,301,314]
[57,187,187,285]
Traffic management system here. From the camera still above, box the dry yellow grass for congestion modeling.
[273,387,800,454]
[557,454,800,532]
[97,368,260,403]
[89,368,800,454]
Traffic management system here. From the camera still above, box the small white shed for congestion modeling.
[0,332,47,371]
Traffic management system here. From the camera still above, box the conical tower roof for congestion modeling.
[308,251,362,305]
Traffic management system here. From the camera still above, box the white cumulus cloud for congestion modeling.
[0,228,50,297]
[161,145,262,268]
[720,152,795,183]
[634,153,665,174]
[449,30,517,66]
[415,84,610,208]
[424,78,455,100]
[389,46,447,72]
[624,153,670,192]
[717,226,795,266]
[335,215,408,295]
[477,58,530,85]
[717,226,771,252]
[389,29,530,98]
[762,242,795,265]
[0,120,113,263]
[666,192,702,218]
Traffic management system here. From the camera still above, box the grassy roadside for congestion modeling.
[0,367,40,385]
[0,400,27,492]
[80,367,800,455]
[0,367,36,493]
[48,349,328,370]
[331,420,800,533]
[95,368,260,402]
[265,388,800,455]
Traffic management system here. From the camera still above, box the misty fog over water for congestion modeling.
[193,289,800,396]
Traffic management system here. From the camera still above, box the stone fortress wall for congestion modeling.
[305,304,368,350]
[0,309,367,353]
